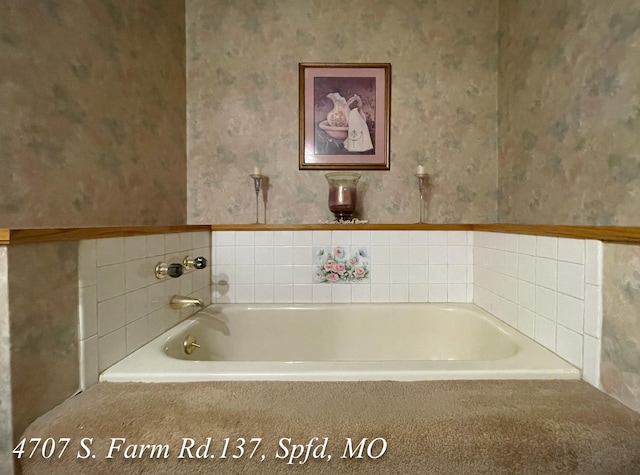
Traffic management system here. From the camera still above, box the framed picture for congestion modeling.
[299,63,391,170]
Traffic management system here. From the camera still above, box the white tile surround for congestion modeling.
[211,230,603,386]
[78,231,212,389]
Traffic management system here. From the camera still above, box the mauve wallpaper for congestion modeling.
[187,0,498,224]
[0,0,187,228]
[602,244,640,413]
[498,0,640,226]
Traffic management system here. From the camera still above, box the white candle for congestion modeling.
[252,166,262,175]
[416,165,425,175]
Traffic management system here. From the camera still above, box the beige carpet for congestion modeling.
[18,380,640,474]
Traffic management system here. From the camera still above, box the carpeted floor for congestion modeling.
[18,380,640,474]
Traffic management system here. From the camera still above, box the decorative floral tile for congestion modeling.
[314,246,370,283]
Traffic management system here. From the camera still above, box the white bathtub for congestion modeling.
[100,303,580,382]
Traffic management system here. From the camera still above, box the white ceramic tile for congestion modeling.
[389,231,409,246]
[293,266,312,284]
[429,246,448,265]
[164,233,181,254]
[235,266,255,284]
[409,265,428,284]
[502,276,518,303]
[293,247,310,265]
[274,266,293,284]
[215,231,236,246]
[78,239,97,287]
[124,236,147,261]
[535,286,557,321]
[409,284,428,302]
[466,231,474,246]
[274,285,294,303]
[536,236,558,259]
[273,246,293,265]
[585,240,602,285]
[125,258,150,292]
[97,237,125,267]
[235,285,255,303]
[255,284,274,303]
[370,231,390,246]
[273,231,293,246]
[235,246,255,265]
[351,231,371,247]
[534,315,556,351]
[390,246,409,265]
[143,282,162,314]
[390,284,409,302]
[255,266,274,284]
[557,261,585,299]
[164,273,181,300]
[408,231,429,246]
[517,235,537,256]
[293,231,312,246]
[557,238,585,264]
[215,246,235,265]
[474,231,492,249]
[490,232,505,250]
[467,265,474,284]
[428,284,447,302]
[98,328,126,372]
[180,271,193,295]
[584,283,602,338]
[517,280,535,311]
[332,230,351,246]
[313,230,332,246]
[503,252,518,278]
[429,265,447,284]
[179,232,193,251]
[312,285,331,303]
[517,306,535,338]
[235,232,255,246]
[146,234,165,257]
[254,231,274,246]
[448,284,466,302]
[557,293,584,334]
[293,284,312,303]
[370,283,390,302]
[518,254,536,283]
[446,231,467,246]
[448,265,466,284]
[97,295,126,336]
[79,335,99,390]
[390,265,409,283]
[96,263,126,301]
[79,285,98,339]
[192,231,210,249]
[371,265,389,284]
[332,284,351,303]
[535,257,557,290]
[147,308,167,339]
[466,284,474,302]
[125,287,148,324]
[583,335,601,387]
[371,246,390,265]
[503,234,518,253]
[412,246,429,265]
[255,246,274,265]
[126,316,149,355]
[352,284,371,303]
[556,326,583,368]
[448,246,467,265]
[429,231,447,246]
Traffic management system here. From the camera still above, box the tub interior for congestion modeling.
[165,304,519,362]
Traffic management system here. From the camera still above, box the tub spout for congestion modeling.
[170,295,204,310]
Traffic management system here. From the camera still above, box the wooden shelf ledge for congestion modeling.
[2,224,640,245]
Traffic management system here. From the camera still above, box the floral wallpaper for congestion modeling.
[0,0,187,228]
[187,0,498,224]
[602,243,640,413]
[498,0,640,226]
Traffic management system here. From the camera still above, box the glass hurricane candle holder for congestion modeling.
[325,172,361,221]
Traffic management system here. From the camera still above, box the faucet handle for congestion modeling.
[155,262,184,279]
[183,256,208,270]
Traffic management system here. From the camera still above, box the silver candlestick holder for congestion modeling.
[414,173,430,223]
[249,174,264,224]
